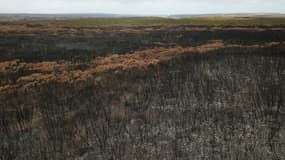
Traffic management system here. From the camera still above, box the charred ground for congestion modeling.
[0,17,285,160]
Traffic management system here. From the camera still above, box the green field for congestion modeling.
[33,17,285,27]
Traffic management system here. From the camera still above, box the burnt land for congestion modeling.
[0,18,285,160]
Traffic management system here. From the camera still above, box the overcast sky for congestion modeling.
[0,0,284,15]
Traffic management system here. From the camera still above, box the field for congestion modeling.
[0,17,285,160]
[20,17,285,26]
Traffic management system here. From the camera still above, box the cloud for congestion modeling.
[0,0,284,14]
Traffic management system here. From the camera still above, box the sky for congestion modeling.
[0,0,284,15]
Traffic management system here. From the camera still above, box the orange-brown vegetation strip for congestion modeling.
[93,41,225,73]
[1,41,285,94]
[0,60,77,73]
[24,61,76,72]
[0,60,19,72]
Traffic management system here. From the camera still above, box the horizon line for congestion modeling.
[0,12,285,15]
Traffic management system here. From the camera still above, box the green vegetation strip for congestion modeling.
[34,17,285,27]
